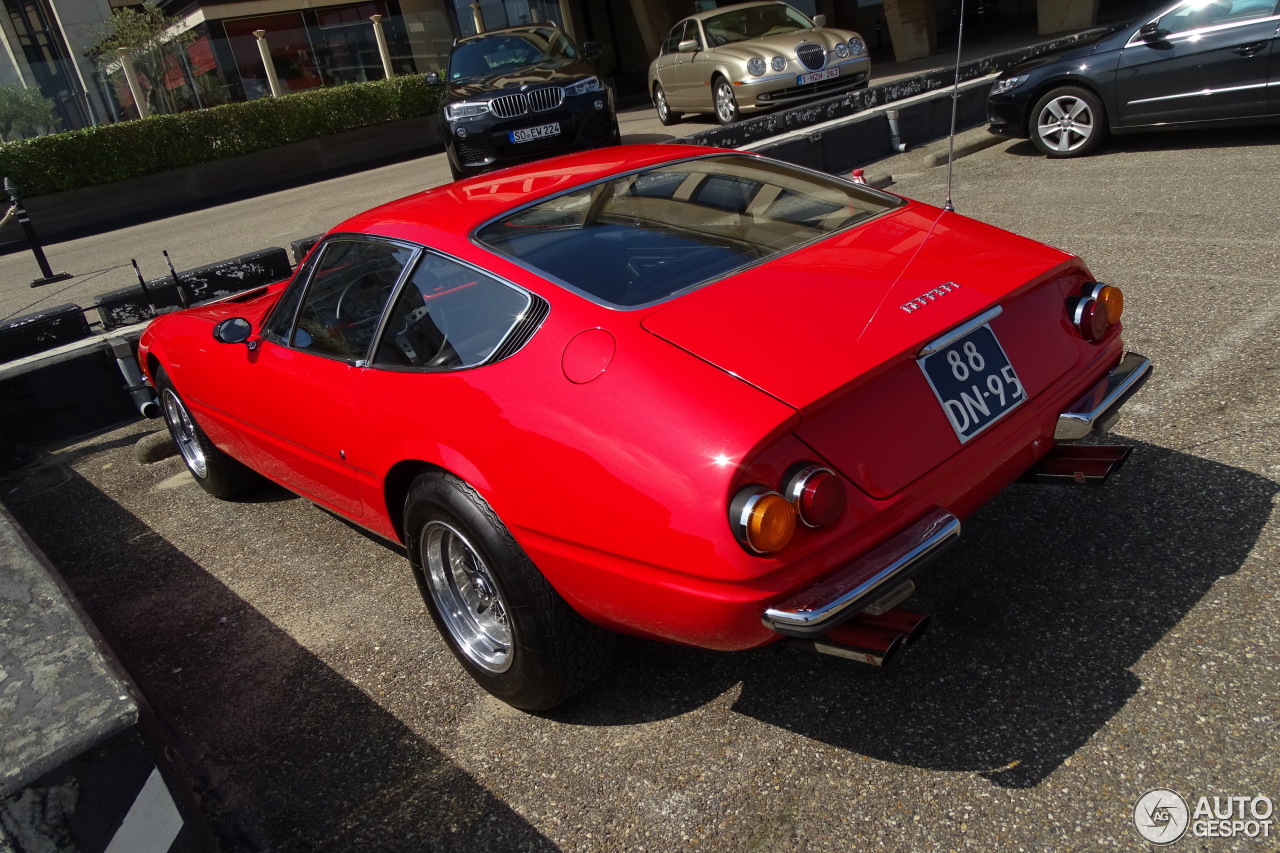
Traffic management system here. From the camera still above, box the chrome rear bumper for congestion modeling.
[763,509,960,638]
[1055,352,1152,440]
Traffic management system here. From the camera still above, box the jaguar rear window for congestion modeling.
[473,155,903,308]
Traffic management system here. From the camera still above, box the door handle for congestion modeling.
[1232,41,1267,57]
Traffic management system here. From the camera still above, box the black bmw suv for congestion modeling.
[434,25,620,180]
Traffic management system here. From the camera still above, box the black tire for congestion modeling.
[1029,86,1107,158]
[404,472,614,711]
[154,367,259,499]
[653,84,679,126]
[712,76,739,125]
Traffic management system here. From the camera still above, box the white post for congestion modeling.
[116,47,150,119]
[253,30,283,97]
[370,15,395,79]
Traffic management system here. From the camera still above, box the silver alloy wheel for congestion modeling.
[714,80,737,124]
[655,86,670,121]
[1036,94,1095,154]
[421,519,512,673]
[162,388,208,478]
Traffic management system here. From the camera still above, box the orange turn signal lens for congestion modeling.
[731,487,796,554]
[1087,283,1124,324]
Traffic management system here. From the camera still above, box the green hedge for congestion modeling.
[0,75,441,197]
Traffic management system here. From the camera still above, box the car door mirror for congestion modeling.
[678,38,699,53]
[426,71,441,85]
[212,317,254,345]
[1138,22,1169,41]
[582,41,600,57]
[812,13,827,27]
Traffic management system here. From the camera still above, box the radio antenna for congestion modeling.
[944,0,967,212]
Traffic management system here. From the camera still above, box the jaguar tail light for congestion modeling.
[784,465,846,528]
[1070,282,1123,343]
[730,487,796,554]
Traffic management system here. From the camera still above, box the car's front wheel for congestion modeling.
[654,84,679,126]
[404,471,614,711]
[155,367,259,499]
[712,76,740,125]
[1030,86,1107,158]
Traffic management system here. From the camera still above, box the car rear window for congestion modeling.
[473,154,903,308]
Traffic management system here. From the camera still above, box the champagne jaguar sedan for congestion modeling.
[648,1,871,125]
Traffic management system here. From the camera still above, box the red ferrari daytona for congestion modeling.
[138,145,1152,710]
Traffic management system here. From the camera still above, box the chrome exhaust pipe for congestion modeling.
[785,622,904,666]
[850,608,931,645]
[1020,444,1133,486]
[108,337,160,419]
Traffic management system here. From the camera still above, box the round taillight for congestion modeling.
[730,487,796,554]
[1087,282,1124,324]
[784,465,846,528]
[1072,297,1109,343]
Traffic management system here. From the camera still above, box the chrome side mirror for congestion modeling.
[1138,22,1169,41]
[813,13,827,27]
[678,38,699,53]
[212,317,253,345]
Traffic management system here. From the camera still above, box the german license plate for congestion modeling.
[919,325,1026,443]
[510,123,560,144]
[798,68,839,86]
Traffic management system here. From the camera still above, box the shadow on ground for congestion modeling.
[560,438,1277,788]
[5,463,556,853]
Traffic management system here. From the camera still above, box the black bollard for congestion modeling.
[4,177,72,288]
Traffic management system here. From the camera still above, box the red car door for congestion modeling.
[234,237,420,517]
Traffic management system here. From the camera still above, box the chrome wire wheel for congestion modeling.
[1035,93,1096,155]
[162,388,207,478]
[421,519,512,673]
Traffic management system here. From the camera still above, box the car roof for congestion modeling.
[335,144,730,245]
[455,23,562,45]
[680,1,795,24]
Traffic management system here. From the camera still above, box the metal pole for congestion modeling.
[470,2,485,34]
[370,15,395,79]
[4,178,72,288]
[253,30,283,97]
[116,47,151,119]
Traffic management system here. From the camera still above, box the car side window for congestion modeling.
[372,252,533,371]
[286,239,416,361]
[1156,0,1274,34]
[662,23,684,54]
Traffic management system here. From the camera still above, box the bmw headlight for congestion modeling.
[565,76,604,96]
[445,101,489,120]
[847,37,865,55]
[770,56,786,72]
[834,43,849,59]
[990,75,1028,96]
[747,58,766,77]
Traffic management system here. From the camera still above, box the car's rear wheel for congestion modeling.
[155,367,259,499]
[404,471,614,711]
[1030,86,1107,158]
[713,76,740,125]
[654,84,679,126]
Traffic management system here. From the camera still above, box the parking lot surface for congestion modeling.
[4,125,1279,851]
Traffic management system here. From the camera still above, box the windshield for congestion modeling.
[475,155,903,308]
[702,4,814,47]
[448,28,578,80]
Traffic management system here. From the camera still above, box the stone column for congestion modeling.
[115,48,150,119]
[883,0,937,63]
[253,30,283,97]
[1037,0,1099,34]
[371,15,395,78]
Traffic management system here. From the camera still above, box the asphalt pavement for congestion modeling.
[3,120,1278,851]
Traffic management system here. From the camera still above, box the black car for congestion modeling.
[988,0,1280,157]
[433,25,621,180]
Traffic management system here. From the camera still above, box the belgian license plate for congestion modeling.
[510,123,560,144]
[798,68,839,86]
[919,325,1026,443]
